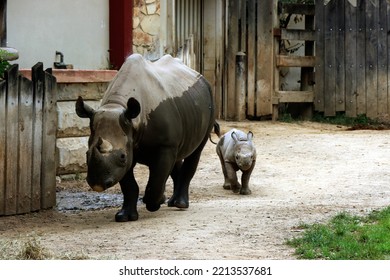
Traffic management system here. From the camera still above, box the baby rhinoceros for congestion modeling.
[216,129,256,195]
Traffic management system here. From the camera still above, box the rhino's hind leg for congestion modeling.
[116,171,139,222]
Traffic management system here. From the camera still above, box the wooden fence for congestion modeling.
[0,63,57,215]
[315,0,390,118]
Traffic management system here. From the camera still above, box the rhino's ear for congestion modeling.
[247,131,253,141]
[76,96,95,119]
[124,97,141,120]
[231,131,239,143]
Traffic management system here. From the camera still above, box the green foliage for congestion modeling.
[287,207,390,259]
[311,112,389,129]
[0,49,11,79]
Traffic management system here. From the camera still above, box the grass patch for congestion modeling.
[287,207,390,259]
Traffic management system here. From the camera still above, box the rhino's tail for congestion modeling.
[209,121,221,145]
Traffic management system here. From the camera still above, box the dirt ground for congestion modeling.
[1,120,390,259]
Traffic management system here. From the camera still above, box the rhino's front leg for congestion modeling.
[115,170,139,222]
[143,149,176,212]
[224,162,241,193]
[240,160,255,195]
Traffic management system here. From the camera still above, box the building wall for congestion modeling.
[7,0,109,69]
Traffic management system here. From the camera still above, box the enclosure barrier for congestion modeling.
[0,63,57,215]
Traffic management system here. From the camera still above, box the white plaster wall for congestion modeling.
[7,0,109,69]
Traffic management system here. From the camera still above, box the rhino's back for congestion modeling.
[101,54,204,116]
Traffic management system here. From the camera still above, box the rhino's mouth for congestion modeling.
[91,185,105,192]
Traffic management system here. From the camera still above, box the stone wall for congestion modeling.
[133,0,162,59]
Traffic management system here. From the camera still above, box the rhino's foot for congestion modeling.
[240,187,252,195]
[146,203,161,212]
[231,184,241,193]
[223,183,231,190]
[115,209,138,222]
[167,197,189,209]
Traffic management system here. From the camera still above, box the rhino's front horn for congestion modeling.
[99,138,113,154]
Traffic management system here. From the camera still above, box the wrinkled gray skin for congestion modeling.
[75,54,215,222]
[216,129,256,195]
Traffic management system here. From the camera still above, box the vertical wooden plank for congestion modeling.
[226,0,239,120]
[0,0,6,46]
[236,52,246,120]
[215,0,224,119]
[203,0,217,100]
[247,0,256,117]
[356,0,366,115]
[315,0,325,112]
[41,72,57,209]
[324,0,336,116]
[4,64,19,215]
[387,0,390,115]
[365,0,379,118]
[256,0,274,116]
[300,12,315,119]
[345,0,358,117]
[335,0,345,112]
[0,80,6,215]
[31,63,44,211]
[377,0,388,116]
[17,76,34,214]
[240,0,247,52]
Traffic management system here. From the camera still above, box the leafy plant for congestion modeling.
[0,49,11,78]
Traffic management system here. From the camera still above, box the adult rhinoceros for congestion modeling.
[76,54,216,222]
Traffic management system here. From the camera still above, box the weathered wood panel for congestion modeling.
[365,0,379,118]
[0,63,57,216]
[226,0,239,120]
[324,0,337,116]
[335,0,345,112]
[0,80,6,215]
[41,72,57,209]
[276,55,316,67]
[18,76,34,214]
[247,0,256,117]
[256,0,274,117]
[316,0,390,118]
[315,0,325,112]
[31,63,44,211]
[345,1,357,117]
[5,64,18,215]
[356,0,366,115]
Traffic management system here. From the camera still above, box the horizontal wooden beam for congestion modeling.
[273,91,314,104]
[278,3,315,16]
[276,55,316,67]
[281,29,316,41]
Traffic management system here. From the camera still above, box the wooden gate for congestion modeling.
[223,0,277,120]
[315,0,390,118]
[0,63,57,215]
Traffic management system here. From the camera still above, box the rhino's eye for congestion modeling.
[119,153,127,165]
